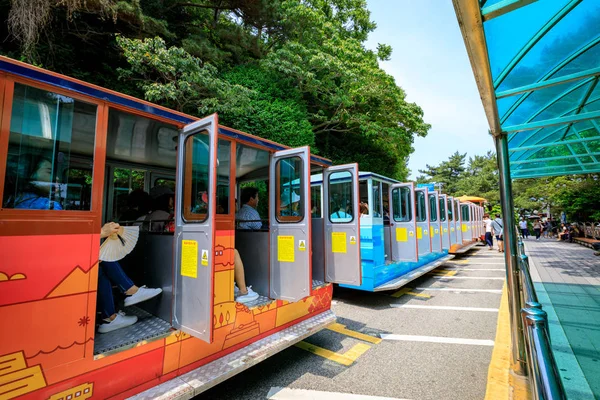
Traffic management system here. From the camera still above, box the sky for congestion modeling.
[365,0,493,179]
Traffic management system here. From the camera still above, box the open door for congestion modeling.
[173,114,218,343]
[447,196,457,246]
[323,164,361,285]
[270,147,312,301]
[439,194,450,250]
[428,191,442,253]
[456,199,464,243]
[415,187,432,256]
[389,182,418,262]
[460,203,471,241]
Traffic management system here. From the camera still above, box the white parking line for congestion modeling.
[390,304,498,312]
[442,268,505,271]
[432,276,505,280]
[379,334,494,346]
[446,262,506,265]
[267,387,412,400]
[415,287,503,294]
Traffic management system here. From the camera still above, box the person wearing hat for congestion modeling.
[280,190,301,216]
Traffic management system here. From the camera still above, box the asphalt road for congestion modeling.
[197,247,505,400]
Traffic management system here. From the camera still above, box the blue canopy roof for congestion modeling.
[453,0,600,179]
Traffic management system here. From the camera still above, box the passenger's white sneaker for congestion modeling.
[98,311,138,333]
[124,286,162,307]
[234,283,240,296]
[236,286,259,304]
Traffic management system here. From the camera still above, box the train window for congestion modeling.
[382,182,390,222]
[329,171,353,223]
[372,180,382,217]
[447,200,454,221]
[461,205,470,221]
[311,185,322,217]
[276,157,303,222]
[429,194,437,222]
[154,177,175,192]
[416,191,426,222]
[183,133,210,222]
[439,198,447,222]
[391,186,412,222]
[216,140,231,215]
[3,83,97,211]
[111,168,146,220]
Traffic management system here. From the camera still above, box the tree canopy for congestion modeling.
[1,0,430,180]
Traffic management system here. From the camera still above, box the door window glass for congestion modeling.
[183,133,210,222]
[447,199,453,221]
[3,83,96,211]
[461,205,470,221]
[439,198,447,222]
[429,194,437,222]
[382,182,390,223]
[329,171,353,223]
[371,180,382,217]
[216,140,231,215]
[392,186,412,222]
[276,157,303,222]
[416,191,426,222]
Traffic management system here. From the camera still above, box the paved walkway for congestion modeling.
[198,247,504,399]
[525,239,600,400]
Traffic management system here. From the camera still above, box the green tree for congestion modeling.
[417,151,467,195]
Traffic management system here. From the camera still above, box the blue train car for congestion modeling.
[310,172,454,292]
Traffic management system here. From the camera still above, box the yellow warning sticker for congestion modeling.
[396,227,408,242]
[443,228,448,233]
[462,224,468,232]
[181,240,198,278]
[332,232,347,253]
[431,229,434,238]
[409,231,414,237]
[424,229,429,236]
[299,240,306,252]
[201,249,209,266]
[350,236,357,245]
[435,229,439,234]
[278,236,295,262]
[417,227,423,239]
[451,227,455,232]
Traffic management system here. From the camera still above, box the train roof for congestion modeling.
[309,171,400,185]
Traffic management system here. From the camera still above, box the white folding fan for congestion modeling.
[99,226,140,262]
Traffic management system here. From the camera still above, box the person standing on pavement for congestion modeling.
[518,218,529,239]
[491,213,504,253]
[533,219,542,240]
[483,214,494,250]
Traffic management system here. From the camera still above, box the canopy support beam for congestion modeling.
[510,152,600,165]
[481,0,538,21]
[509,136,599,152]
[503,110,600,133]
[495,133,527,376]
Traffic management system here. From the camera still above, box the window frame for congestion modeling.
[327,170,355,224]
[275,156,304,224]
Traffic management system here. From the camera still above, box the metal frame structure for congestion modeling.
[452,0,598,398]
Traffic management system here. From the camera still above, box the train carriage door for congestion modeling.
[461,203,471,241]
[323,164,361,285]
[439,194,450,250]
[456,199,464,243]
[415,187,432,256]
[428,191,442,253]
[270,147,312,301]
[447,196,458,246]
[389,182,418,262]
[173,114,218,343]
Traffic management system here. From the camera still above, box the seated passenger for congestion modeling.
[330,202,351,221]
[3,154,62,210]
[236,187,262,230]
[234,187,260,303]
[119,189,152,222]
[280,191,300,216]
[97,222,163,333]
[138,185,174,232]
[360,201,369,217]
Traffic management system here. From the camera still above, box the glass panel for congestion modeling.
[184,133,210,222]
[382,182,390,223]
[112,168,146,220]
[439,198,446,222]
[154,178,175,191]
[416,191,426,222]
[461,205,470,221]
[392,186,412,222]
[429,194,437,222]
[329,171,353,223]
[107,109,179,168]
[216,140,231,215]
[447,199,453,221]
[276,157,303,222]
[371,180,382,218]
[3,83,96,210]
[311,185,322,217]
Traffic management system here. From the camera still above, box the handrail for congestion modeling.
[516,239,566,400]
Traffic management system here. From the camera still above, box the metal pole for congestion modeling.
[495,133,526,375]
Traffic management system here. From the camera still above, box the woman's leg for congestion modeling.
[233,249,248,295]
[100,261,137,294]
[97,263,117,320]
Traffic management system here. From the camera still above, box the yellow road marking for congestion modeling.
[295,341,371,366]
[447,260,468,264]
[391,287,432,299]
[327,323,383,344]
[428,270,458,277]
